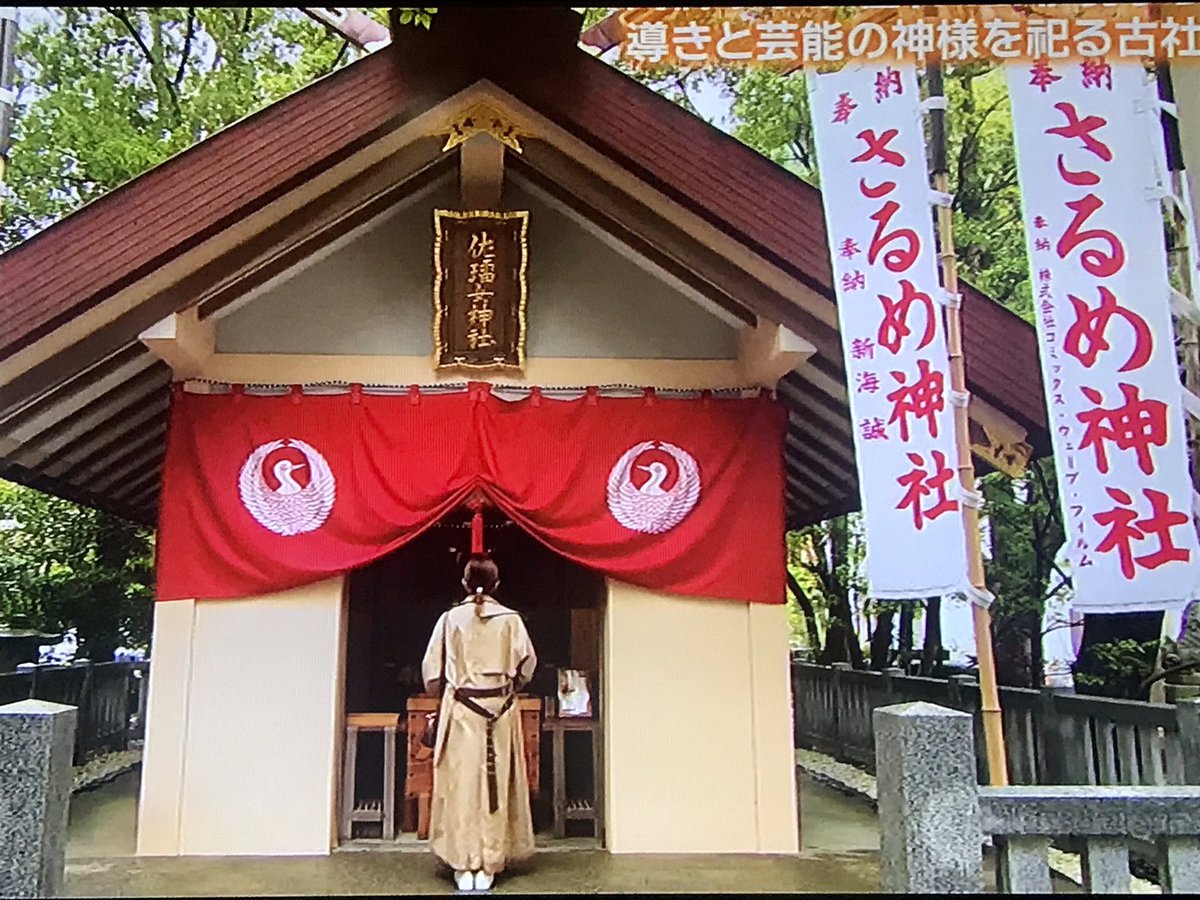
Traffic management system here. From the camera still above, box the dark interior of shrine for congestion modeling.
[343,506,605,840]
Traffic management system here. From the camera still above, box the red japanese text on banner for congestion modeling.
[1008,59,1200,612]
[806,61,968,600]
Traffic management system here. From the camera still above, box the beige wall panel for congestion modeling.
[606,582,793,854]
[215,179,737,361]
[747,603,800,853]
[136,599,197,856]
[330,581,349,850]
[176,578,345,856]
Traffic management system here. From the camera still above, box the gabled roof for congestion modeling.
[0,6,1048,528]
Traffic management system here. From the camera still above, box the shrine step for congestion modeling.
[351,799,385,822]
[565,799,596,820]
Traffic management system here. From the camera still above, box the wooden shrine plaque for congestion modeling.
[433,210,529,370]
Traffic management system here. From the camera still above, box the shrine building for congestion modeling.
[0,8,1049,858]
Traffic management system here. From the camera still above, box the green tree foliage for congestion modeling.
[0,481,153,661]
[980,460,1065,686]
[1074,638,1161,700]
[3,7,357,248]
[943,64,1032,317]
[3,7,437,248]
[788,518,867,668]
[0,9,428,657]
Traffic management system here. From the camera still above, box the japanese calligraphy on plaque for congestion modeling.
[433,210,529,369]
[1009,59,1200,612]
[807,61,968,602]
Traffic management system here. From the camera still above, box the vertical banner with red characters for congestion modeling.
[1009,58,1200,613]
[807,61,968,600]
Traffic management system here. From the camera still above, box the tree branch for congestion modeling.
[787,570,823,651]
[175,8,197,89]
[106,7,181,124]
[327,39,350,75]
[106,8,157,71]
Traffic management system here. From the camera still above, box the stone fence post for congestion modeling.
[0,700,77,898]
[831,662,852,761]
[1179,698,1200,785]
[874,701,983,893]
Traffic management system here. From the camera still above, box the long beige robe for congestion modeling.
[421,596,538,874]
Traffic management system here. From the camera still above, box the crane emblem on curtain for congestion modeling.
[238,439,337,536]
[606,441,701,535]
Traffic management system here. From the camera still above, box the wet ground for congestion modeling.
[64,770,882,895]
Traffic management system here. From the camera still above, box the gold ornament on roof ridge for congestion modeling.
[440,103,524,154]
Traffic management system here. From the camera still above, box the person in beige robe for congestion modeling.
[422,557,538,892]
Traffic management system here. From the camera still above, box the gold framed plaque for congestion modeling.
[433,209,529,370]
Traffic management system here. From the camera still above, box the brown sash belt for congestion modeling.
[453,688,516,814]
[455,686,511,699]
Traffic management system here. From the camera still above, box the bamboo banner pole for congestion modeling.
[0,8,18,201]
[1151,55,1200,702]
[925,60,1009,787]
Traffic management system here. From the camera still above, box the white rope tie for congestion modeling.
[919,95,948,113]
[930,189,955,208]
[966,584,995,609]
[958,485,985,509]
[937,290,962,309]
[950,390,971,408]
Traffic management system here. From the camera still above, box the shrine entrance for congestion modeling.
[341,506,606,848]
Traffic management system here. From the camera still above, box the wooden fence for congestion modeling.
[793,661,1186,786]
[0,660,149,764]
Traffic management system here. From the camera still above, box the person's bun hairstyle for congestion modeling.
[463,555,499,617]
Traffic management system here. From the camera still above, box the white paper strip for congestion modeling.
[1008,59,1200,613]
[807,61,969,601]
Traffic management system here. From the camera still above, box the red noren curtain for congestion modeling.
[155,384,786,604]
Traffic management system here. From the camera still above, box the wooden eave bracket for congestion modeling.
[459,132,506,210]
[439,100,523,209]
[138,307,214,379]
[968,399,1034,478]
[739,318,816,386]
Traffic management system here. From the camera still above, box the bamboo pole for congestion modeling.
[1152,57,1200,703]
[925,60,1009,787]
[0,8,18,200]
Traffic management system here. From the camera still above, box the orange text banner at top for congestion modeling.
[610,5,1200,68]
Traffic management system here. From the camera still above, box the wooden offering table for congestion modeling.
[340,712,400,842]
[543,715,602,841]
[405,696,541,839]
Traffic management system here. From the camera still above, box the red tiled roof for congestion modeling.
[0,6,1047,448]
[499,51,1046,440]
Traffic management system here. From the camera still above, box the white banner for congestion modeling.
[1009,59,1200,613]
[807,61,969,601]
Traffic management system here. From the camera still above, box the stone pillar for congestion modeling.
[0,700,77,898]
[1178,698,1200,785]
[874,701,983,893]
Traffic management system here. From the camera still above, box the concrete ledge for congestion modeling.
[796,746,1161,894]
[980,786,1200,839]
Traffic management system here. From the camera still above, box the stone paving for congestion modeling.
[61,752,1145,895]
[64,768,881,895]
